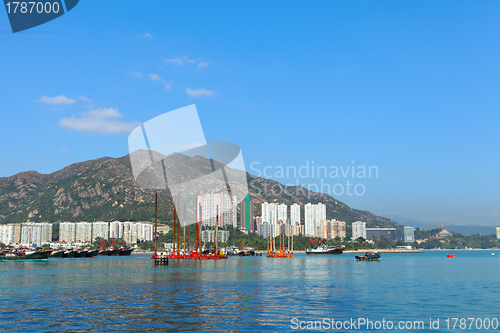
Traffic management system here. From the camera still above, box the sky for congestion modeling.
[0,1,498,226]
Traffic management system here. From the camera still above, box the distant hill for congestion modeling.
[0,152,398,228]
[384,214,496,236]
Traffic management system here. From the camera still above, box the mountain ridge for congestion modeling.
[0,153,399,228]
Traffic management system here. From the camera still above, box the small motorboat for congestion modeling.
[355,252,380,261]
[447,254,455,258]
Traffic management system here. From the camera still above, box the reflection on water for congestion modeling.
[0,252,499,332]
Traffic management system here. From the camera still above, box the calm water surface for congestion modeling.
[0,251,499,332]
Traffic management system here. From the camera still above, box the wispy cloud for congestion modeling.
[486,212,500,217]
[37,95,76,105]
[132,72,142,78]
[77,95,93,104]
[58,108,140,134]
[164,55,210,68]
[186,88,215,97]
[164,57,183,66]
[136,33,154,39]
[148,73,161,81]
[57,147,67,152]
[148,73,171,90]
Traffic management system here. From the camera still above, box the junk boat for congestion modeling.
[118,247,134,256]
[50,249,65,258]
[355,252,380,261]
[0,249,52,261]
[85,249,99,257]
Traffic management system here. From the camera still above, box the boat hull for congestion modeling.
[63,250,77,258]
[118,248,133,256]
[50,250,65,258]
[74,251,88,258]
[98,249,110,256]
[306,248,344,255]
[85,250,99,257]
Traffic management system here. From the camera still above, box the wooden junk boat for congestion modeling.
[355,252,380,261]
[266,232,294,258]
[151,193,229,264]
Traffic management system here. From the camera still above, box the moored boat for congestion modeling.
[355,252,380,261]
[74,249,88,258]
[1,249,51,261]
[85,249,99,257]
[63,250,77,258]
[98,249,111,256]
[50,249,65,258]
[118,247,133,256]
[108,248,119,256]
[306,245,345,255]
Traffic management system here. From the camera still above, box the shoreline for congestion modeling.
[132,248,500,255]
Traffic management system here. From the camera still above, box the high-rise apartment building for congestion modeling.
[60,222,76,243]
[351,221,366,240]
[277,204,287,223]
[290,203,300,225]
[240,194,253,231]
[304,203,326,236]
[75,222,92,243]
[197,193,238,227]
[92,222,109,241]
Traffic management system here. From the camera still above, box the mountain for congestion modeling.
[0,152,398,228]
[384,214,496,236]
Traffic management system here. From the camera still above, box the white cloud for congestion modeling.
[186,88,215,97]
[136,33,154,39]
[132,72,142,78]
[58,108,140,134]
[183,55,197,64]
[164,84,171,91]
[77,95,93,104]
[164,55,210,68]
[486,212,500,217]
[37,95,76,104]
[148,73,161,81]
[57,147,67,152]
[164,57,183,65]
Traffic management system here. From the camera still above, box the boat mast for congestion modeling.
[154,192,157,255]
[288,221,290,253]
[173,197,176,254]
[214,206,218,254]
[177,196,180,256]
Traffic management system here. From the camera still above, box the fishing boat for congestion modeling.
[238,240,255,256]
[0,249,52,261]
[118,247,134,256]
[50,249,65,258]
[355,252,380,261]
[306,245,345,255]
[98,248,111,256]
[305,236,344,255]
[74,249,88,258]
[62,249,77,258]
[85,249,99,257]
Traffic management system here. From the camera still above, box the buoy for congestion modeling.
[447,254,455,258]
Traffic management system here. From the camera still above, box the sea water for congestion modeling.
[0,250,499,332]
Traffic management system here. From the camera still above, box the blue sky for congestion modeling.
[0,1,498,225]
